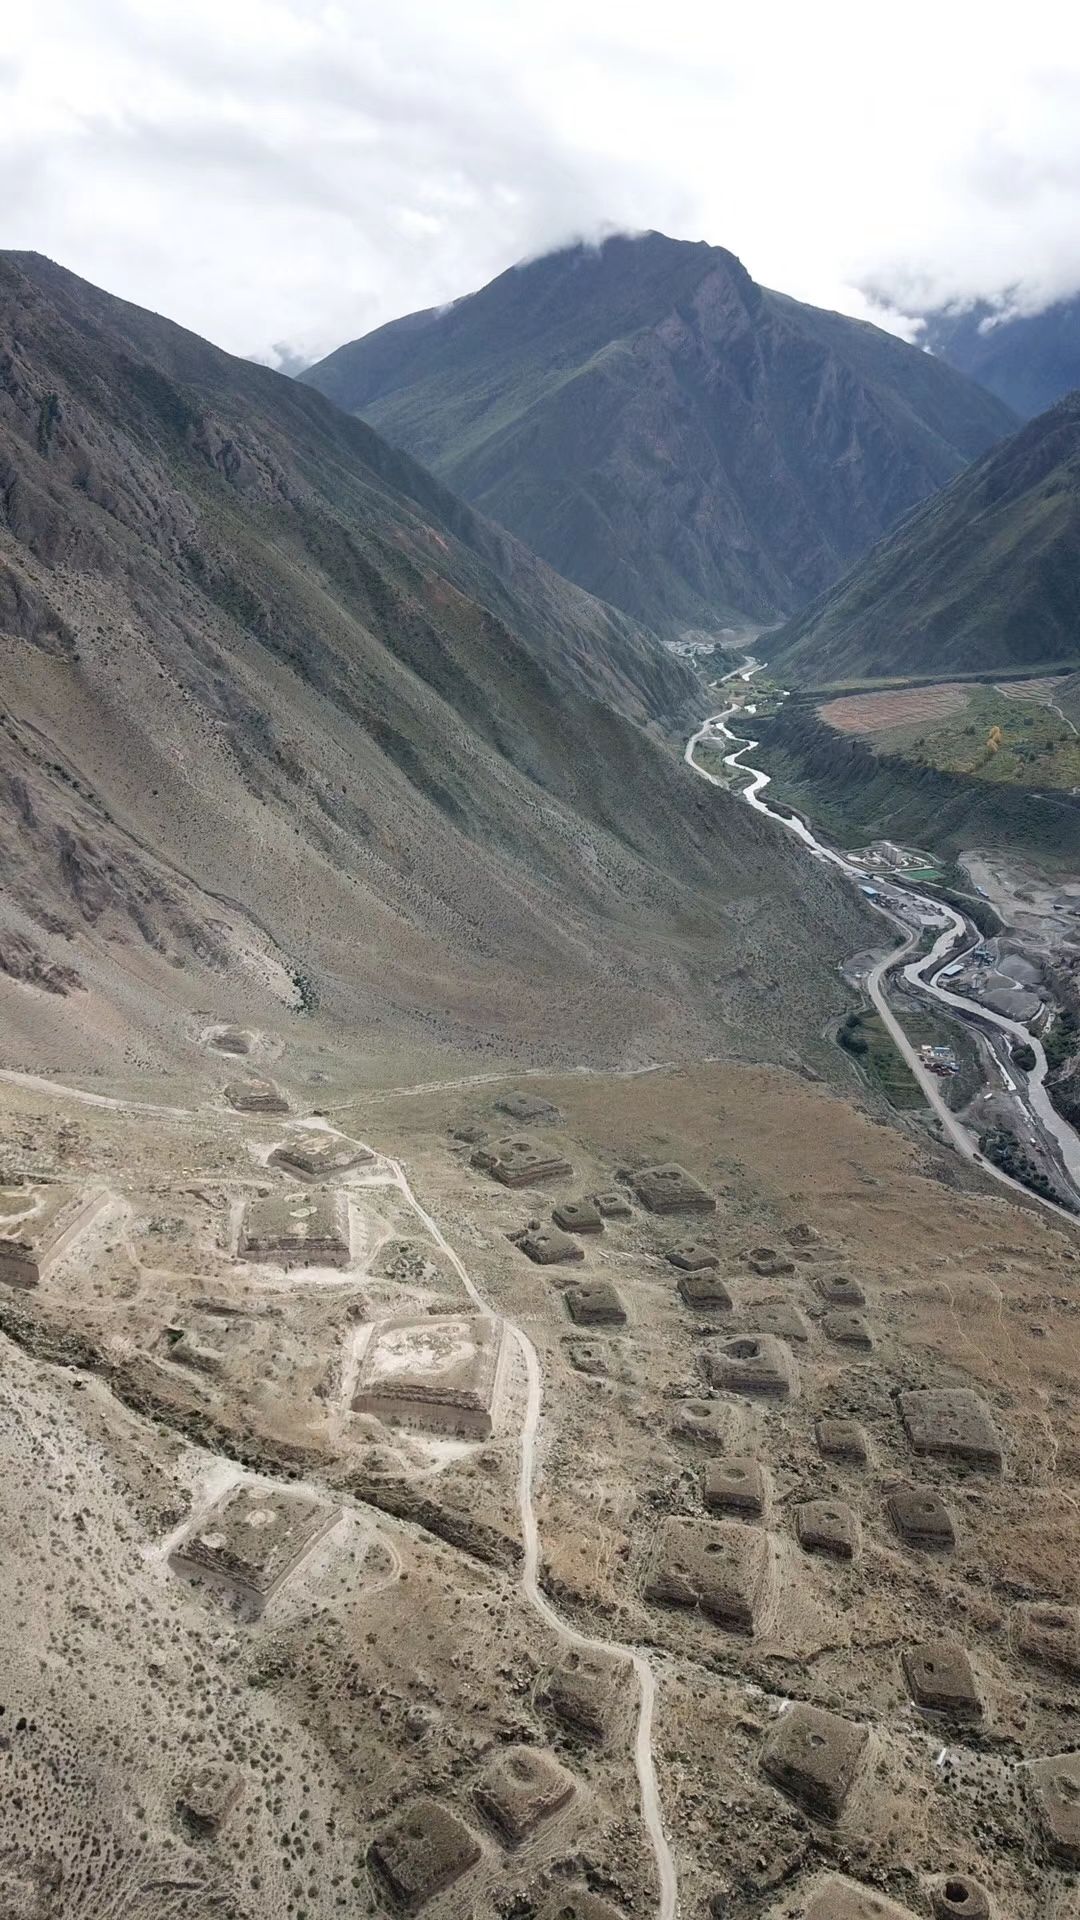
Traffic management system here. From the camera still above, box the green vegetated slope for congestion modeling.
[768,391,1080,684]
[871,683,1080,789]
[0,250,872,1076]
[838,1006,980,1112]
[750,704,1080,871]
[302,230,1015,635]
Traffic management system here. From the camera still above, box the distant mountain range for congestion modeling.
[0,250,868,1075]
[766,390,1080,685]
[923,295,1080,419]
[301,231,1017,637]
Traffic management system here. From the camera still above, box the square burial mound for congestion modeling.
[816,1273,866,1306]
[238,1190,350,1267]
[746,1245,795,1277]
[705,1333,797,1399]
[667,1242,718,1271]
[170,1482,338,1614]
[1031,1752,1080,1864]
[565,1282,626,1327]
[553,1198,603,1234]
[634,1164,714,1215]
[472,1135,572,1187]
[823,1308,873,1350]
[816,1418,868,1464]
[703,1456,767,1518]
[353,1315,505,1437]
[761,1702,868,1822]
[224,1076,289,1115]
[475,1744,576,1846]
[679,1271,733,1312]
[796,1498,860,1561]
[898,1389,1004,1471]
[672,1400,736,1447]
[369,1798,481,1910]
[736,1300,811,1343]
[888,1486,956,1550]
[210,1025,251,1056]
[495,1091,562,1123]
[1012,1602,1080,1679]
[593,1189,632,1218]
[793,1878,919,1920]
[0,1184,110,1289]
[271,1135,372,1178]
[645,1516,772,1634]
[176,1763,244,1837]
[516,1222,585,1265]
[902,1639,982,1717]
[542,1648,624,1745]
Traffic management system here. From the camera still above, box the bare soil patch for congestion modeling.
[818,683,973,735]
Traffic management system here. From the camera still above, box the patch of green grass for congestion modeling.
[838,1005,980,1112]
[880,685,1080,790]
[838,1009,925,1108]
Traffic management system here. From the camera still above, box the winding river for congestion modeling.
[685,665,1080,1215]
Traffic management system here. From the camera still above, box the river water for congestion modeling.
[685,668,1080,1197]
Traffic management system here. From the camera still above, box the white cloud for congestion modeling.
[3,0,1080,361]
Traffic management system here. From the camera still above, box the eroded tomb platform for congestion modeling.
[898,1389,1004,1471]
[633,1164,714,1214]
[704,1333,797,1399]
[170,1480,339,1614]
[238,1190,350,1267]
[473,1136,572,1187]
[353,1314,506,1437]
[0,1184,110,1288]
[271,1135,373,1179]
[474,1744,576,1847]
[1012,1602,1080,1679]
[225,1076,289,1114]
[369,1799,481,1910]
[645,1515,772,1634]
[761,1702,868,1822]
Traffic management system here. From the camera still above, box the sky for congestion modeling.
[4,0,1080,366]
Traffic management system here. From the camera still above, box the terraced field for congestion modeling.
[819,680,1080,789]
[818,683,973,735]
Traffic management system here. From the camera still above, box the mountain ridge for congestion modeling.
[0,248,869,1080]
[302,229,1018,635]
[764,387,1080,685]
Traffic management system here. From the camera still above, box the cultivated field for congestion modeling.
[818,678,1080,790]
[994,675,1069,701]
[818,683,973,734]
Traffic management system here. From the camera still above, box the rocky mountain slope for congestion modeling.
[301,230,1017,636]
[924,295,1080,419]
[765,390,1080,685]
[0,251,869,1080]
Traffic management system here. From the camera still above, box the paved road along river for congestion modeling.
[685,665,1080,1220]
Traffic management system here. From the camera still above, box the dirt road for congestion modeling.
[384,1153,679,1920]
[685,680,1080,1223]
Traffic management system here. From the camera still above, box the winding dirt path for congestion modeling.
[0,1063,680,1916]
[383,1154,679,1920]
